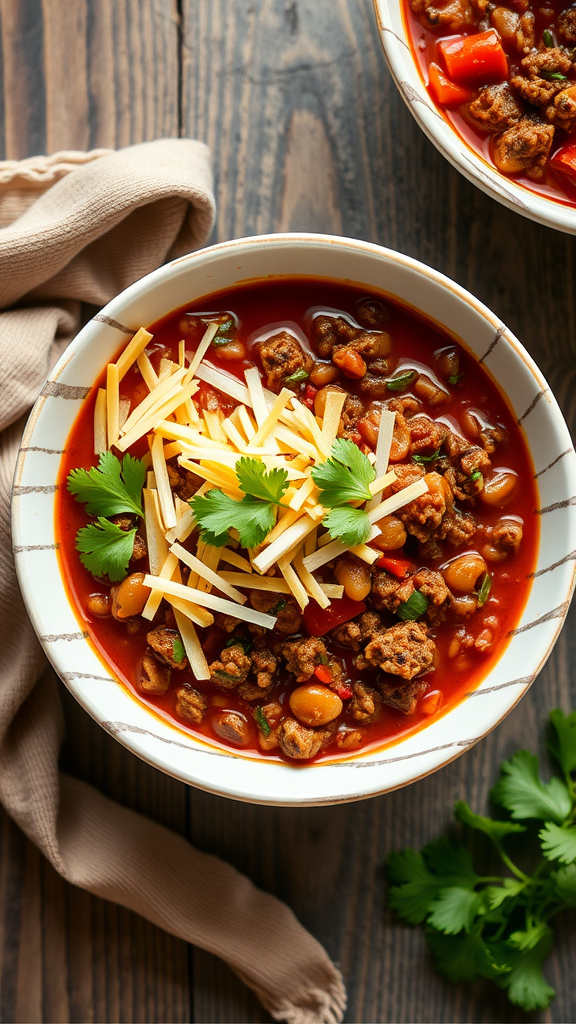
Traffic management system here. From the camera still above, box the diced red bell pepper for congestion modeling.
[376,554,415,578]
[550,142,576,186]
[304,384,318,410]
[303,596,367,637]
[438,30,508,84]
[428,62,473,107]
[330,678,354,700]
[314,664,333,685]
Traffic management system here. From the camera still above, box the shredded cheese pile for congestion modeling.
[95,324,429,681]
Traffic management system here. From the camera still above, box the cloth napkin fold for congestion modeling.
[0,140,346,1024]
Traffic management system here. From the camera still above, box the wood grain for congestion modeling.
[0,0,575,1021]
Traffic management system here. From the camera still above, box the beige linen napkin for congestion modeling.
[0,141,346,1024]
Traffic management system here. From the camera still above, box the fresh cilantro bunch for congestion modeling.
[311,438,376,546]
[191,456,289,549]
[386,709,576,1012]
[67,452,146,581]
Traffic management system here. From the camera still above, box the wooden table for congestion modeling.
[1,2,575,1021]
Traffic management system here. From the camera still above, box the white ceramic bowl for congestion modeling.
[373,0,576,235]
[12,233,576,805]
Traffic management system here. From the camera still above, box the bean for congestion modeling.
[435,346,460,382]
[372,515,407,551]
[289,684,343,727]
[461,408,480,439]
[475,629,493,652]
[480,470,518,507]
[414,374,448,406]
[481,543,507,563]
[332,347,366,379]
[87,593,111,617]
[442,553,487,593]
[448,635,461,659]
[310,362,340,387]
[336,728,363,750]
[334,559,372,601]
[212,710,250,746]
[367,331,392,358]
[110,572,150,619]
[356,297,389,329]
[357,415,379,448]
[139,654,170,694]
[490,6,521,45]
[216,340,246,361]
[314,384,344,418]
[389,424,410,461]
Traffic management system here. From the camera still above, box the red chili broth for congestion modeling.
[402,0,576,208]
[55,277,539,763]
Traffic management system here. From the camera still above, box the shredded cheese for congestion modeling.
[143,576,278,628]
[173,610,210,680]
[106,363,120,449]
[367,410,396,510]
[169,543,247,604]
[115,327,153,380]
[151,434,177,530]
[187,322,219,378]
[94,388,107,455]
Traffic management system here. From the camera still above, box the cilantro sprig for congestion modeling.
[311,438,376,546]
[386,709,576,1012]
[67,452,146,581]
[190,456,289,549]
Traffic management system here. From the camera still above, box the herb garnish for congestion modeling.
[68,452,147,580]
[224,635,253,655]
[469,470,483,483]
[284,368,310,385]
[386,709,576,1012]
[254,706,271,737]
[191,456,289,549]
[541,70,567,80]
[386,370,418,392]
[312,438,376,546]
[448,373,463,385]
[477,573,492,607]
[542,28,554,47]
[173,636,186,664]
[413,448,442,464]
[397,590,428,621]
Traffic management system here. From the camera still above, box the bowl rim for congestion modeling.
[372,0,576,235]
[11,231,576,805]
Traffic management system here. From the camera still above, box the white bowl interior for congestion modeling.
[12,233,576,805]
[373,0,576,235]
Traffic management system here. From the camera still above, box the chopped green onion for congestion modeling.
[213,669,241,683]
[216,316,235,336]
[173,636,186,664]
[211,335,234,347]
[477,573,492,607]
[386,370,418,392]
[469,470,483,483]
[269,598,287,616]
[542,28,554,47]
[413,447,442,464]
[448,373,463,385]
[397,590,428,621]
[284,368,310,385]
[254,706,271,737]
[540,70,567,80]
[319,652,330,665]
[224,635,253,655]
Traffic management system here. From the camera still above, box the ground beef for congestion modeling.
[237,679,275,702]
[478,422,508,455]
[330,610,383,651]
[491,518,523,555]
[338,394,365,436]
[358,622,435,680]
[511,49,573,107]
[146,626,188,670]
[558,3,576,44]
[258,331,313,392]
[251,646,277,688]
[357,373,393,398]
[278,637,328,682]
[410,0,476,32]
[408,415,449,456]
[111,515,148,561]
[395,468,447,543]
[336,729,364,750]
[214,613,241,633]
[277,718,337,760]
[413,568,450,608]
[312,315,359,358]
[249,591,302,633]
[378,677,427,715]
[209,644,252,689]
[490,7,534,53]
[175,684,208,724]
[433,507,477,548]
[166,462,200,501]
[546,86,576,132]
[467,84,524,133]
[139,654,170,694]
[212,710,250,746]
[371,572,415,614]
[349,681,382,723]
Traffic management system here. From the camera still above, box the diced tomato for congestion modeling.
[314,664,333,684]
[550,142,576,186]
[303,596,367,637]
[304,384,318,410]
[438,31,508,84]
[330,679,354,700]
[428,62,473,107]
[421,690,442,715]
[376,554,415,578]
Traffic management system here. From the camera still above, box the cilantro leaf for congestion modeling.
[68,451,146,518]
[454,800,526,843]
[548,708,576,777]
[235,457,289,504]
[322,505,371,546]
[191,490,276,549]
[539,822,576,864]
[75,517,136,581]
[491,750,572,824]
[426,928,509,984]
[428,887,482,934]
[386,848,445,924]
[554,863,576,904]
[422,836,478,883]
[499,932,555,1012]
[484,878,525,910]
[508,921,551,952]
[311,438,375,506]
